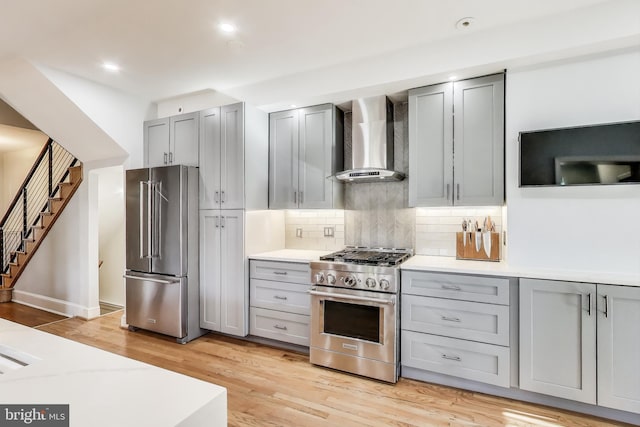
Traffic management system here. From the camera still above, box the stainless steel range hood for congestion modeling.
[336,95,405,182]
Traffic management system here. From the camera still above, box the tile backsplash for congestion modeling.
[415,207,503,257]
[284,210,345,251]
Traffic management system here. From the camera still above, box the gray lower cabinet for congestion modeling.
[269,104,344,209]
[199,210,247,336]
[144,112,199,167]
[520,278,640,413]
[401,270,515,388]
[249,260,310,346]
[408,73,504,207]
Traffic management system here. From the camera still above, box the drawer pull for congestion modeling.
[441,284,462,291]
[273,295,288,301]
[274,271,288,275]
[441,316,461,323]
[441,354,461,362]
[273,324,288,331]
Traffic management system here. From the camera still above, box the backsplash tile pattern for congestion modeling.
[415,207,503,256]
[284,210,345,251]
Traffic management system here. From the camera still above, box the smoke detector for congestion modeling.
[456,17,475,30]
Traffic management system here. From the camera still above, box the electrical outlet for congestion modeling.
[324,227,334,237]
[296,228,303,238]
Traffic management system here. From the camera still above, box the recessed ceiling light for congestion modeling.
[449,75,458,81]
[102,62,120,72]
[219,23,236,34]
[455,17,475,30]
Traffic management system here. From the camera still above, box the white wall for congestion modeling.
[97,166,124,306]
[0,142,43,213]
[156,89,239,118]
[506,49,640,275]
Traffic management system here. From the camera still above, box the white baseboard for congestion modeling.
[12,290,101,319]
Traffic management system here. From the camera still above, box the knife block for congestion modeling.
[456,232,500,261]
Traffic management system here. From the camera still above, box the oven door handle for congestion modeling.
[308,289,396,305]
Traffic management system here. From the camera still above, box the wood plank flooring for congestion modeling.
[23,309,630,427]
[0,301,67,327]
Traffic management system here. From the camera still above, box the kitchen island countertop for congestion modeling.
[403,255,640,287]
[0,319,226,427]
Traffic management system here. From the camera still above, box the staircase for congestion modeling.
[0,139,82,290]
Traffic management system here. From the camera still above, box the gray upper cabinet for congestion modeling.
[409,73,504,207]
[199,102,268,210]
[144,112,199,167]
[269,104,344,209]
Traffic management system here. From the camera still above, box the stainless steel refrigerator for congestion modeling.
[124,165,204,343]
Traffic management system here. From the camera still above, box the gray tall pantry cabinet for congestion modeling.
[198,102,268,337]
[408,73,504,206]
[268,104,344,209]
[143,112,199,167]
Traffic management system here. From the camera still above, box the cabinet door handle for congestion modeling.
[273,295,288,301]
[603,295,609,318]
[441,284,461,291]
[273,324,288,331]
[456,183,460,201]
[273,271,288,276]
[441,316,461,323]
[164,152,168,165]
[169,152,173,164]
[221,216,225,228]
[587,293,592,316]
[293,191,297,204]
[214,191,219,204]
[221,191,225,203]
[299,191,303,204]
[446,184,450,200]
[215,216,220,228]
[441,354,461,362]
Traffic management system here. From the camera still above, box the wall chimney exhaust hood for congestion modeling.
[336,96,405,182]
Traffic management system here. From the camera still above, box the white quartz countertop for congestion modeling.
[248,249,333,263]
[0,319,226,427]
[402,255,640,287]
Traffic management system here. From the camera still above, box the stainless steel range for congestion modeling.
[309,247,412,383]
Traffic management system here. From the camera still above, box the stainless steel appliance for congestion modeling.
[124,165,204,344]
[309,247,412,382]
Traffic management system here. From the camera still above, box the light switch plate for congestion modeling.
[296,228,303,238]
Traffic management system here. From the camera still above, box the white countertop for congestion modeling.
[402,255,640,287]
[249,249,333,263]
[0,319,226,427]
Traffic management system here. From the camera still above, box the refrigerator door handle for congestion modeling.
[123,274,180,285]
[147,180,153,259]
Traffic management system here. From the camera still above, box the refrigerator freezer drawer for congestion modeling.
[125,273,187,338]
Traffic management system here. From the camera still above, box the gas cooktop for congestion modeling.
[319,247,413,267]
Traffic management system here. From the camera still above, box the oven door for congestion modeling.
[309,285,397,364]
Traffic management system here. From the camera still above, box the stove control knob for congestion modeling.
[315,273,325,284]
[365,278,377,288]
[326,273,336,284]
[379,279,390,290]
[344,275,357,287]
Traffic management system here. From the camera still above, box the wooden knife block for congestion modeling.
[456,232,500,261]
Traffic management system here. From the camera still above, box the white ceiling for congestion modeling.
[0,0,638,112]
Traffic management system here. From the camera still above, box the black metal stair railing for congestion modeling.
[0,139,78,273]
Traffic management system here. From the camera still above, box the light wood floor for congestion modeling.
[0,306,618,427]
[0,301,67,327]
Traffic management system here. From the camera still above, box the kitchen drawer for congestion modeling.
[401,295,509,346]
[402,270,512,305]
[250,260,310,284]
[249,307,309,346]
[401,330,510,387]
[250,278,310,315]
